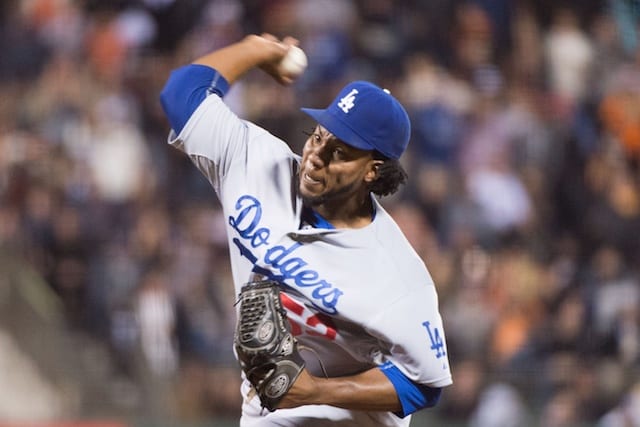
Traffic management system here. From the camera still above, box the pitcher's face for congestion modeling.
[298,126,378,207]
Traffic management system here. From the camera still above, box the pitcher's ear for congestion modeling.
[365,160,384,182]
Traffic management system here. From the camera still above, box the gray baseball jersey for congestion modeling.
[168,91,452,426]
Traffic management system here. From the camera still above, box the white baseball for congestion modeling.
[278,46,308,78]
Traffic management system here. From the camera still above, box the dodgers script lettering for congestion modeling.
[229,195,344,314]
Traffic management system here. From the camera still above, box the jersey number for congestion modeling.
[281,293,337,340]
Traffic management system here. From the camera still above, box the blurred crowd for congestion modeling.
[0,0,639,425]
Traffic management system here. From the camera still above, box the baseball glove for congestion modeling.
[234,279,305,412]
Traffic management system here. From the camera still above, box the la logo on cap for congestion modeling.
[301,80,411,160]
[337,89,358,113]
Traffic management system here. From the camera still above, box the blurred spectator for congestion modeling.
[609,0,640,56]
[584,246,640,361]
[465,162,533,237]
[136,268,178,378]
[581,150,640,261]
[598,381,640,427]
[598,59,640,167]
[468,382,529,427]
[543,7,595,118]
[452,3,496,78]
[438,358,486,422]
[539,386,583,427]
[402,53,472,166]
[88,91,151,203]
[442,272,496,360]
[48,204,90,326]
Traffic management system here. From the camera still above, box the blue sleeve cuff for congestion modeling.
[379,362,442,418]
[159,64,230,134]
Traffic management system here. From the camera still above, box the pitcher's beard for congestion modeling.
[299,185,328,207]
[298,175,364,210]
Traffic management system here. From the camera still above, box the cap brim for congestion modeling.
[301,108,375,152]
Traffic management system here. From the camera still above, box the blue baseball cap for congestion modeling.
[301,81,411,160]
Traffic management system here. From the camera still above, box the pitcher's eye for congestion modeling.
[332,147,346,160]
[303,130,322,144]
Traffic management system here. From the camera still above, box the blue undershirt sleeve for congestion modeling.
[379,361,443,418]
[159,64,230,134]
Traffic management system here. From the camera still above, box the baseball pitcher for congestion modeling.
[159,33,452,427]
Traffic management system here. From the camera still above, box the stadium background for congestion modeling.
[0,0,639,426]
